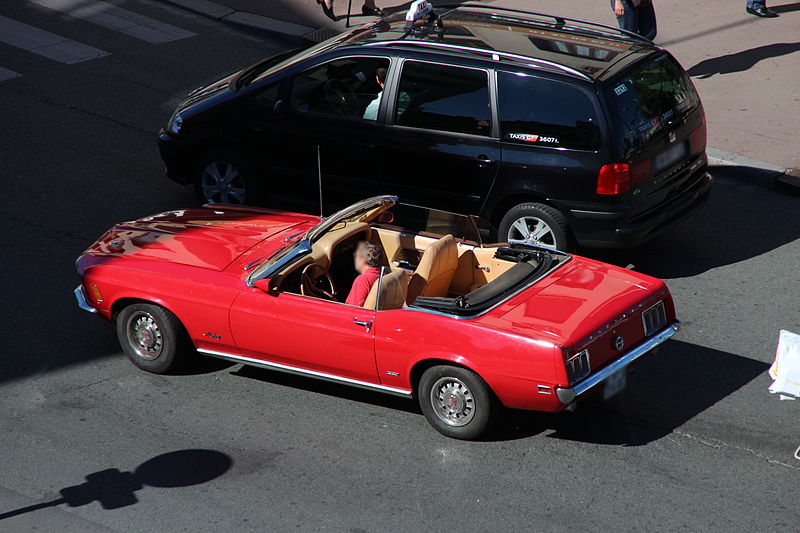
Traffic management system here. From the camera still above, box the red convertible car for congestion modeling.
[75,196,679,439]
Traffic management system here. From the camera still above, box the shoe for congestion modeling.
[362,5,384,17]
[746,6,779,17]
[318,0,336,21]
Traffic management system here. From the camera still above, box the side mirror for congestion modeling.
[252,278,272,292]
[272,99,285,118]
[375,211,394,224]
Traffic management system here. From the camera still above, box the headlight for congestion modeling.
[167,112,183,135]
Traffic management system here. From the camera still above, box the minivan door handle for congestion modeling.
[475,154,495,165]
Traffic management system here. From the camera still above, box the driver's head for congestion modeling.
[354,241,382,273]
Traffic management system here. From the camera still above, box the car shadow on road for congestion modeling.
[590,165,800,279]
[231,365,422,414]
[483,340,768,444]
[0,449,232,521]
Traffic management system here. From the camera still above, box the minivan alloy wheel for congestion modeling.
[507,216,557,248]
[201,160,246,204]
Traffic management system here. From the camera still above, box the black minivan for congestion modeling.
[159,5,711,250]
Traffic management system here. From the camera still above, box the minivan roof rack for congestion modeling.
[361,40,592,81]
[446,2,653,44]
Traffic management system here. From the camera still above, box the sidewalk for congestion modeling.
[161,0,800,172]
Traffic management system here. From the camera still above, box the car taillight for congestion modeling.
[690,115,707,154]
[596,163,630,195]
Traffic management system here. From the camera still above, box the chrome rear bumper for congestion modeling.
[74,284,97,314]
[556,321,680,404]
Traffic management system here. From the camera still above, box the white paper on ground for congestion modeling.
[769,329,800,400]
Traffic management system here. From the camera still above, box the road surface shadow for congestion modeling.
[687,42,800,78]
[231,365,421,414]
[483,340,768,444]
[772,2,800,13]
[0,449,232,521]
[590,165,800,279]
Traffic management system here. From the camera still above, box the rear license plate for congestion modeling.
[603,366,627,400]
[654,141,687,171]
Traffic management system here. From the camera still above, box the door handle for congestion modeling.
[353,318,373,331]
[475,154,495,165]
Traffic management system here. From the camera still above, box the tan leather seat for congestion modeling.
[406,234,458,305]
[363,268,409,311]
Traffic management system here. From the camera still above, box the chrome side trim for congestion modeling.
[197,348,413,398]
[362,40,591,80]
[555,321,680,404]
[74,285,97,314]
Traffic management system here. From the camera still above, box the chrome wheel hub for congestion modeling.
[201,161,246,204]
[507,216,557,249]
[430,377,475,426]
[127,313,163,360]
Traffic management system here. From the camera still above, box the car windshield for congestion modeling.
[606,52,700,155]
[247,27,366,87]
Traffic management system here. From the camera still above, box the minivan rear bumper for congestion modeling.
[561,169,713,249]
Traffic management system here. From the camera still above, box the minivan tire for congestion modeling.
[498,202,570,251]
[194,150,260,205]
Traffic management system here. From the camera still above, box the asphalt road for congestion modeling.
[1,2,799,531]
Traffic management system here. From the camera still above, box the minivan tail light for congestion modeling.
[596,164,630,195]
[690,115,707,154]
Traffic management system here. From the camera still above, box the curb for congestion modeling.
[707,147,797,192]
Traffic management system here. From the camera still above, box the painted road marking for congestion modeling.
[0,67,22,82]
[29,0,196,44]
[0,15,109,64]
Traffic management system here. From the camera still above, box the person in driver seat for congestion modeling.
[345,241,383,307]
[362,67,387,121]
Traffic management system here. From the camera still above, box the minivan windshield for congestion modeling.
[606,52,700,155]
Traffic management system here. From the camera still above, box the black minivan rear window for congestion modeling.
[606,53,700,153]
[497,71,601,151]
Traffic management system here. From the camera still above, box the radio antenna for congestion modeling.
[316,145,323,219]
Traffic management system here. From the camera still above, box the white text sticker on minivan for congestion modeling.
[613,83,628,96]
[507,133,559,145]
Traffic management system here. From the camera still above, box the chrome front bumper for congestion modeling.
[556,321,680,404]
[74,284,97,314]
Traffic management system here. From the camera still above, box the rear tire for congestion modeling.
[418,365,496,440]
[194,150,259,205]
[116,303,191,374]
[498,202,570,251]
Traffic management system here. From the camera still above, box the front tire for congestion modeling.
[418,365,496,440]
[498,202,570,251]
[194,150,258,205]
[116,303,191,374]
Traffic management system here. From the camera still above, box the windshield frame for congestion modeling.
[247,196,397,284]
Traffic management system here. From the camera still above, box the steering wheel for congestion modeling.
[323,79,356,116]
[301,263,337,301]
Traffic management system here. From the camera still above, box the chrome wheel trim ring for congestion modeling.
[126,312,164,360]
[430,377,476,427]
[506,216,557,249]
[200,160,246,204]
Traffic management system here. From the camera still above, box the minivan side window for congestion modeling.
[289,57,390,119]
[395,61,491,136]
[497,72,601,150]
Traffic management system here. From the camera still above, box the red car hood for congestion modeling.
[83,205,315,271]
[483,257,664,346]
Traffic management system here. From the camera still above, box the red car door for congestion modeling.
[229,288,379,383]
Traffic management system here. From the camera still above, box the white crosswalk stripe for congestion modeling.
[28,0,196,44]
[0,67,22,81]
[0,15,109,64]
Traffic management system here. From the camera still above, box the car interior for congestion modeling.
[290,57,390,119]
[270,220,549,312]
